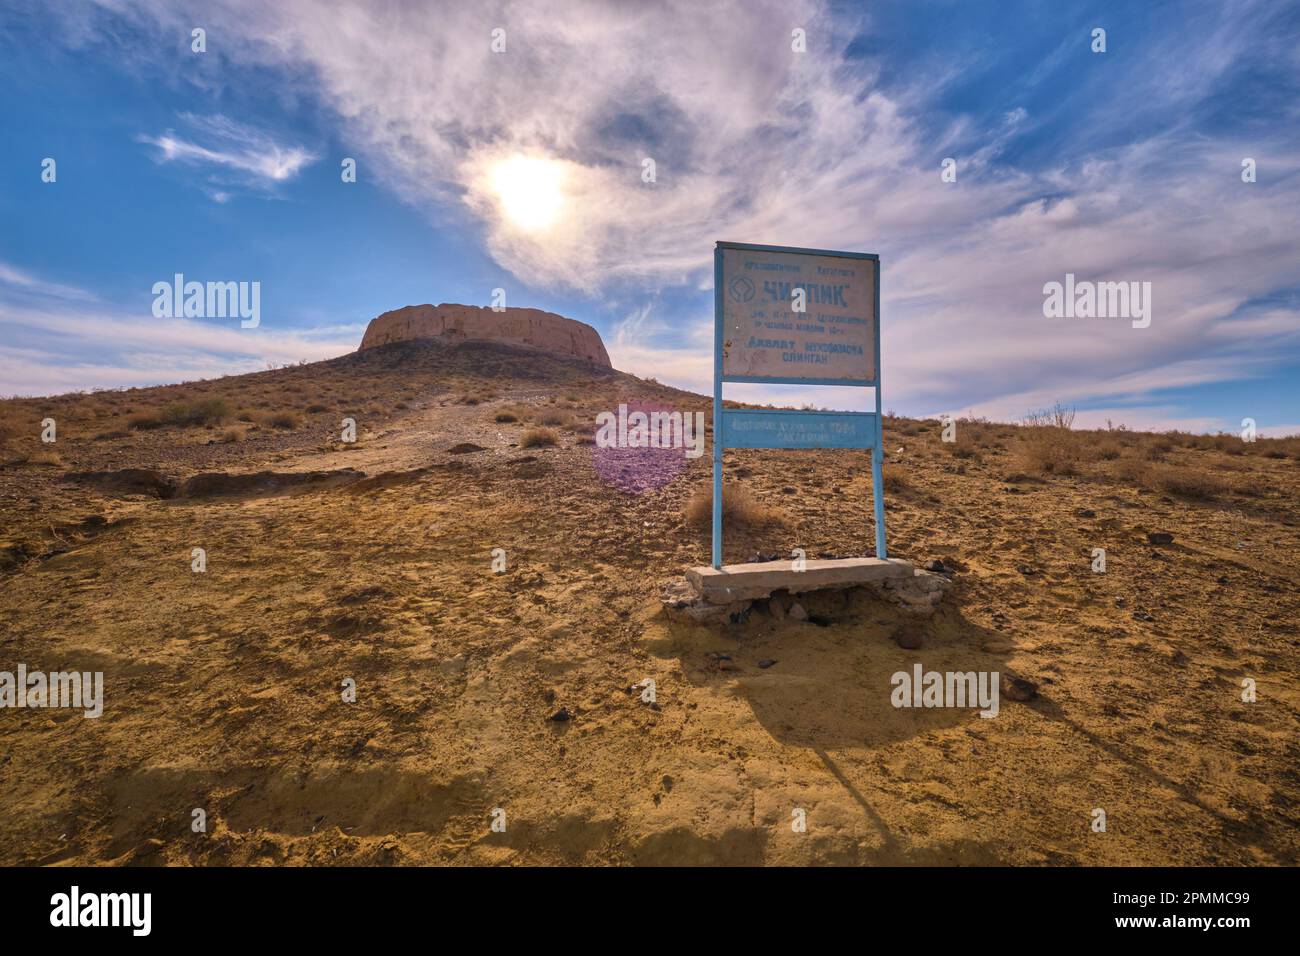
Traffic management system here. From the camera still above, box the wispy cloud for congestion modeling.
[140,113,316,194]
[21,1,1300,430]
[0,261,95,302]
[0,264,354,396]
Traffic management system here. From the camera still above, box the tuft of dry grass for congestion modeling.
[1017,427,1081,476]
[684,482,789,530]
[128,411,164,430]
[160,397,231,427]
[494,411,519,423]
[537,409,572,427]
[263,410,302,430]
[882,468,913,494]
[16,449,63,466]
[520,427,559,448]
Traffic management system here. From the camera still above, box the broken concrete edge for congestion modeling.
[686,557,913,603]
[662,563,952,625]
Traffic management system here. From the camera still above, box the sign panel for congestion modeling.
[722,409,877,450]
[712,241,887,568]
[719,244,877,385]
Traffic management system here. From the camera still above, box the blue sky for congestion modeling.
[2,0,1298,434]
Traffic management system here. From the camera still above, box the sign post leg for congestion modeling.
[872,443,887,559]
[873,380,887,559]
[712,248,724,570]
[712,391,723,569]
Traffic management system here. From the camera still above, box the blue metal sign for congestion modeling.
[712,241,886,568]
[721,408,878,450]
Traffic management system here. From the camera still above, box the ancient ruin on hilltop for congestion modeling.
[358,303,611,367]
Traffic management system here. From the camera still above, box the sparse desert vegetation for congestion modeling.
[520,426,559,448]
[0,339,1296,867]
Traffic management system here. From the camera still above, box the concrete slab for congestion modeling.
[686,557,914,603]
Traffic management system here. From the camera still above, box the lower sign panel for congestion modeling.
[721,409,877,449]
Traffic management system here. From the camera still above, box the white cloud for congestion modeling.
[141,113,316,190]
[36,1,1300,431]
[0,262,95,302]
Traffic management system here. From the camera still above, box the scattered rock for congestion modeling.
[548,707,571,722]
[64,468,177,499]
[448,442,487,454]
[1076,508,1096,518]
[1147,532,1174,546]
[1016,564,1037,576]
[1132,609,1154,622]
[438,655,467,676]
[177,469,364,499]
[923,559,946,573]
[757,659,777,669]
[1002,677,1038,702]
[893,627,923,649]
[787,602,808,621]
[708,653,738,672]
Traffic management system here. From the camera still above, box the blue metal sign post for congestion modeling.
[712,241,885,569]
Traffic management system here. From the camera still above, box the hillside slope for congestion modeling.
[0,341,1297,865]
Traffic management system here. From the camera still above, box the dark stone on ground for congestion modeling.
[1003,677,1038,702]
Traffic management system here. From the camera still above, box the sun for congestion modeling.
[489,155,565,232]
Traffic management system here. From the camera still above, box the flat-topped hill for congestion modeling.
[359,303,611,367]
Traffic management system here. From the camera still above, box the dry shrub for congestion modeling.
[537,409,572,427]
[882,468,913,494]
[0,412,22,447]
[1017,428,1081,476]
[494,411,519,423]
[684,482,789,530]
[520,427,558,448]
[1093,439,1123,461]
[264,410,302,430]
[236,408,259,423]
[305,403,328,414]
[127,410,162,430]
[1145,465,1229,500]
[18,449,62,466]
[1140,436,1175,461]
[161,397,231,426]
[1117,459,1229,500]
[219,427,246,443]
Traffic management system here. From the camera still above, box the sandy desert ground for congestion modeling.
[1,340,1297,865]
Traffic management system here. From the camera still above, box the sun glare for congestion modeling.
[490,155,565,232]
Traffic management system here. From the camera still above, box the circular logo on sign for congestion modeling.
[728,275,755,303]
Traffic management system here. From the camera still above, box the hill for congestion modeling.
[0,339,1297,865]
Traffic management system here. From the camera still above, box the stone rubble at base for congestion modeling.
[661,560,951,625]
